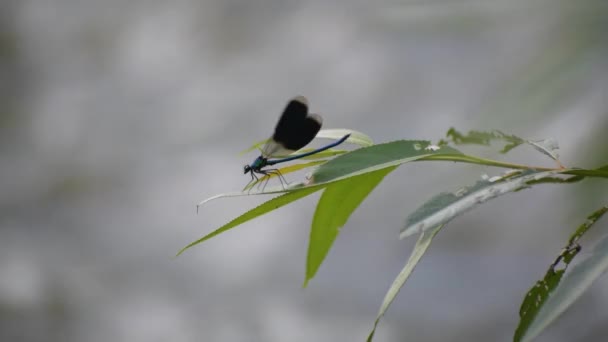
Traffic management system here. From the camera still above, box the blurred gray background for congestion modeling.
[1,0,607,341]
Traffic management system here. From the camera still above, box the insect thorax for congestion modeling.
[251,156,267,171]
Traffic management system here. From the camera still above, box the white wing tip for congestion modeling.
[309,113,323,125]
[292,95,308,106]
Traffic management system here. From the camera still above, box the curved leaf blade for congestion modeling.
[242,160,327,191]
[520,233,608,342]
[401,170,560,239]
[441,128,563,162]
[239,128,371,155]
[527,138,560,162]
[367,224,444,342]
[440,128,524,152]
[272,148,348,160]
[240,138,270,155]
[312,140,463,184]
[516,206,608,342]
[316,128,374,146]
[178,186,324,256]
[562,164,608,179]
[304,166,397,287]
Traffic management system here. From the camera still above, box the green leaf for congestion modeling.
[561,164,608,179]
[515,205,608,342]
[242,160,327,191]
[401,170,560,239]
[178,186,324,256]
[239,128,373,155]
[525,175,585,185]
[527,138,560,161]
[515,269,566,342]
[367,224,444,342]
[441,128,525,152]
[272,148,347,160]
[240,138,270,155]
[441,128,564,162]
[316,128,374,147]
[304,166,397,287]
[312,140,463,184]
[567,206,608,245]
[191,140,444,265]
[518,232,608,342]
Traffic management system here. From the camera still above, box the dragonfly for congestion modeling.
[243,96,350,190]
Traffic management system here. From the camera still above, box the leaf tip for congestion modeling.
[399,227,418,240]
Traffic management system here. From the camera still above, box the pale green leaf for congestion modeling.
[271,148,347,160]
[401,170,560,239]
[304,166,397,286]
[178,186,324,256]
[367,224,444,342]
[242,160,326,191]
[316,128,374,146]
[239,128,371,155]
[440,128,563,162]
[527,138,560,161]
[239,138,269,155]
[304,166,396,286]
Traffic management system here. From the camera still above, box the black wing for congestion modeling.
[272,96,322,151]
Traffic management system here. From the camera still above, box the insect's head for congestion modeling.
[243,164,252,174]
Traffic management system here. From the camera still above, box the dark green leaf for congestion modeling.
[561,164,608,179]
[515,205,608,342]
[567,206,608,247]
[515,269,565,342]
[518,233,608,342]
[442,128,525,152]
[312,140,463,184]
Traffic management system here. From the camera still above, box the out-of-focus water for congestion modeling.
[1,1,607,341]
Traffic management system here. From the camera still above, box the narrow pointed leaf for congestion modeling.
[240,138,270,155]
[316,128,374,146]
[304,166,397,286]
[520,233,608,342]
[197,180,308,208]
[527,138,560,161]
[440,128,524,152]
[567,206,608,245]
[441,128,563,162]
[401,170,560,239]
[312,140,463,184]
[242,160,326,191]
[367,224,444,342]
[516,206,608,342]
[271,148,347,160]
[562,164,608,178]
[178,185,324,256]
[240,128,371,155]
[515,269,566,342]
